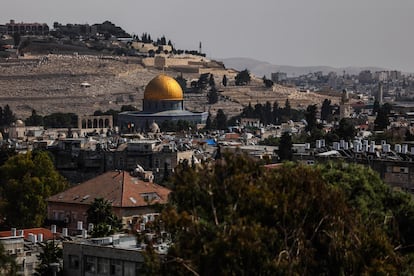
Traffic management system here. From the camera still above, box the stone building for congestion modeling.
[63,236,144,276]
[6,19,49,35]
[47,170,171,231]
[48,138,194,184]
[118,74,208,132]
[0,227,57,275]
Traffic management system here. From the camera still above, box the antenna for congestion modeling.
[199,41,202,54]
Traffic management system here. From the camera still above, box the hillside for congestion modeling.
[0,54,340,121]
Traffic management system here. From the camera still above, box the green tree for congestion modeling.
[241,102,254,118]
[374,104,391,131]
[207,86,219,105]
[0,144,16,167]
[209,74,215,87]
[205,113,213,130]
[87,198,121,237]
[43,113,77,128]
[25,109,44,126]
[373,99,380,115]
[262,75,274,88]
[319,161,414,254]
[13,32,20,47]
[305,104,318,132]
[1,105,16,126]
[320,98,332,122]
[215,109,227,130]
[281,99,292,122]
[93,110,104,116]
[175,74,187,92]
[235,69,251,86]
[194,73,210,91]
[334,118,356,140]
[120,105,138,112]
[0,151,68,228]
[253,103,264,123]
[153,154,402,275]
[278,131,293,161]
[222,75,227,87]
[35,241,62,276]
[263,101,272,125]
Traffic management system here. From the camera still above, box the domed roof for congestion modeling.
[150,121,160,133]
[144,75,183,101]
[15,120,24,127]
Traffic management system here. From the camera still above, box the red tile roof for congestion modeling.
[0,228,55,241]
[224,133,241,140]
[48,171,171,207]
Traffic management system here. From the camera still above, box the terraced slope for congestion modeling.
[0,54,340,121]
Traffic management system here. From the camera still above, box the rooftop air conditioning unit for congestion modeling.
[395,144,401,153]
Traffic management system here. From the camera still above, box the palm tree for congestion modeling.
[87,198,113,225]
[87,198,121,237]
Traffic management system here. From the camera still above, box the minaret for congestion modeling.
[340,89,350,119]
[378,82,383,105]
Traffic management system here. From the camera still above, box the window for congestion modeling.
[124,261,135,276]
[69,255,80,269]
[98,258,109,274]
[400,167,409,173]
[110,259,122,276]
[85,256,96,273]
[141,193,160,201]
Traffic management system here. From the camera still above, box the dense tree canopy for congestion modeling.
[304,104,318,132]
[333,118,357,141]
[146,153,414,275]
[175,74,187,92]
[214,109,227,130]
[87,198,121,238]
[235,69,251,86]
[239,100,304,126]
[374,103,392,131]
[0,151,68,228]
[320,98,332,122]
[43,112,78,128]
[35,241,62,275]
[278,132,293,161]
[207,86,219,105]
[25,109,44,126]
[0,105,16,127]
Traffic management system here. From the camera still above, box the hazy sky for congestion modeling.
[3,0,414,72]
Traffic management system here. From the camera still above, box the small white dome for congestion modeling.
[150,121,160,133]
[15,120,24,127]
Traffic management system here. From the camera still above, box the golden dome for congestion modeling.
[144,75,183,101]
